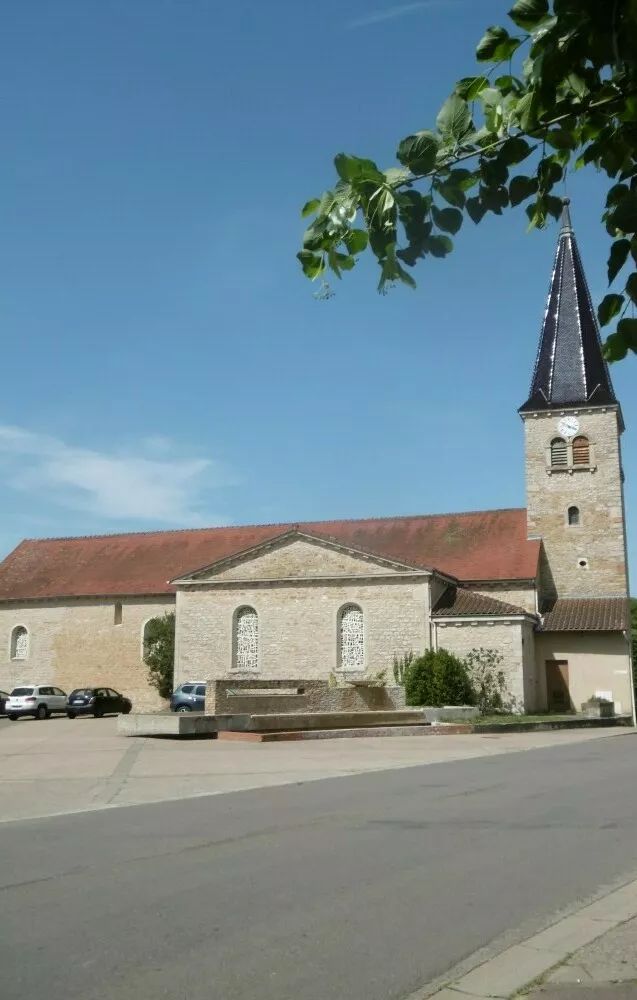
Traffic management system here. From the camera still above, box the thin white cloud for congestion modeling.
[0,426,234,527]
[345,0,445,29]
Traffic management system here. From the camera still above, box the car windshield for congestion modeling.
[179,685,194,694]
[70,689,94,697]
[11,687,34,696]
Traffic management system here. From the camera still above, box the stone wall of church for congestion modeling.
[433,619,529,711]
[470,583,537,615]
[0,596,175,712]
[174,578,431,685]
[524,408,628,600]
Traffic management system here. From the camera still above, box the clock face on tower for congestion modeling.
[557,416,580,438]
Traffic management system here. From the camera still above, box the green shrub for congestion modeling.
[464,647,517,715]
[143,612,176,699]
[404,648,475,707]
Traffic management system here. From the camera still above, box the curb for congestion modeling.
[412,877,637,999]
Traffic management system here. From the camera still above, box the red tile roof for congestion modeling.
[0,508,540,601]
[432,587,529,618]
[540,598,629,631]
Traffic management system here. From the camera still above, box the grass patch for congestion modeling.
[443,713,576,726]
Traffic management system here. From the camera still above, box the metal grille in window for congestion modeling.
[572,436,590,465]
[340,604,364,670]
[11,626,28,660]
[235,607,259,672]
[551,437,568,466]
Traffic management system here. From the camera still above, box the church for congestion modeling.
[0,203,633,716]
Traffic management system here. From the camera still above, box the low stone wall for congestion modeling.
[205,678,406,716]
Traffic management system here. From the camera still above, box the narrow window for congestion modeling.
[550,437,568,466]
[339,604,364,670]
[567,505,580,526]
[114,602,123,626]
[233,606,259,672]
[10,625,29,660]
[572,435,590,466]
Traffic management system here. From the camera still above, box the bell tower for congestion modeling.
[519,200,629,602]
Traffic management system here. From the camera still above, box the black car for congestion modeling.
[66,687,132,719]
[0,690,8,715]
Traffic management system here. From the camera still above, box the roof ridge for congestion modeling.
[18,506,528,545]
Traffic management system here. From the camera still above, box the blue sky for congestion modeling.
[2,0,637,581]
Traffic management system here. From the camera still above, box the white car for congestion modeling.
[5,685,68,721]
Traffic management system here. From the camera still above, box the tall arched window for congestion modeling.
[233,606,259,672]
[550,437,568,466]
[572,435,590,466]
[339,604,364,670]
[567,505,580,526]
[10,625,29,660]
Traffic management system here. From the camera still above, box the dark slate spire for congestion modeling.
[519,199,618,413]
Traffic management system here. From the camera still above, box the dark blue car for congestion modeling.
[170,682,206,712]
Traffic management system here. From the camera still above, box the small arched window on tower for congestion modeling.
[567,505,580,526]
[10,625,29,660]
[550,437,568,467]
[572,435,590,466]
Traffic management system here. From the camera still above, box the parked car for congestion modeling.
[66,688,132,719]
[5,685,68,720]
[0,689,8,715]
[170,682,206,712]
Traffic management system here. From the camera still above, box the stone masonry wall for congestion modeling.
[471,584,537,615]
[175,578,430,686]
[0,596,175,712]
[200,538,396,582]
[206,678,406,715]
[433,619,527,711]
[523,407,628,600]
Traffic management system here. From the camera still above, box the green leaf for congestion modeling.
[617,317,637,350]
[480,158,509,187]
[494,74,524,95]
[544,128,577,151]
[432,205,463,235]
[514,92,538,131]
[610,193,637,235]
[603,332,628,362]
[509,174,538,206]
[606,184,630,208]
[297,250,325,281]
[607,240,631,284]
[301,199,320,219]
[499,136,533,165]
[481,184,509,214]
[598,293,625,327]
[344,229,368,255]
[384,167,412,186]
[455,76,489,101]
[631,237,637,266]
[466,196,487,224]
[396,130,439,174]
[508,0,549,30]
[435,180,465,208]
[476,25,521,62]
[334,154,382,184]
[545,195,563,220]
[423,234,453,257]
[436,95,472,142]
[626,272,637,306]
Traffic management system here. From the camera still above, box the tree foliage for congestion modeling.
[298,0,637,361]
[143,612,176,700]
[404,648,476,706]
[464,647,518,715]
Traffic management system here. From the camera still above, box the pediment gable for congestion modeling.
[173,530,427,585]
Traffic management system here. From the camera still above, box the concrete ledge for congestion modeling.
[118,714,219,738]
[218,724,471,742]
[215,710,426,732]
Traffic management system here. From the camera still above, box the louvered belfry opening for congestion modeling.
[551,437,568,466]
[572,435,590,465]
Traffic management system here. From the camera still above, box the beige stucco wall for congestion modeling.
[523,407,628,600]
[175,577,431,686]
[534,630,633,715]
[471,583,537,615]
[0,596,174,712]
[433,619,529,711]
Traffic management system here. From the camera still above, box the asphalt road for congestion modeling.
[2,734,637,1000]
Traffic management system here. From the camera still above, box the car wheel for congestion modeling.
[93,706,104,719]
[67,711,76,720]
[122,704,131,715]
[7,714,18,721]
[35,705,48,721]
[175,705,191,713]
